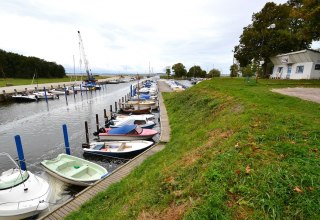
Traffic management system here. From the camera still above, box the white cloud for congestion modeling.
[0,0,289,75]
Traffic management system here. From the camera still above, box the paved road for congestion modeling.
[272,88,320,104]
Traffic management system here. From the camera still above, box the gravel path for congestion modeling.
[271,87,320,104]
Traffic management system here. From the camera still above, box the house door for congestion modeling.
[286,65,292,79]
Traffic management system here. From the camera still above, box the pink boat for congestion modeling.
[98,125,158,141]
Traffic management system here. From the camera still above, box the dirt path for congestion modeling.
[272,88,320,104]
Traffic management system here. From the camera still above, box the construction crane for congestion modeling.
[77,30,93,81]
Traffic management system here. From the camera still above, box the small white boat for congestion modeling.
[11,93,38,102]
[0,152,51,220]
[123,100,157,108]
[33,91,57,99]
[41,153,108,186]
[83,140,154,158]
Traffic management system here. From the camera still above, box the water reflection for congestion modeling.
[0,83,135,211]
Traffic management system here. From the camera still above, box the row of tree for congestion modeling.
[232,0,320,78]
[166,63,221,78]
[0,49,66,78]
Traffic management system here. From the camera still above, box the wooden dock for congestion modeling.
[39,79,171,220]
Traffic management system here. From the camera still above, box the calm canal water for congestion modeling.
[0,82,142,210]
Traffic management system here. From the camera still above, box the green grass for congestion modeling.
[65,78,320,219]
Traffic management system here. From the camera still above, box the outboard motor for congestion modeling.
[93,127,106,136]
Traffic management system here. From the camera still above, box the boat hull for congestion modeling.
[0,171,51,220]
[41,154,108,187]
[83,140,154,158]
[98,134,156,141]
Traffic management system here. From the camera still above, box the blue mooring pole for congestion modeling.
[43,86,48,103]
[130,85,133,97]
[14,135,27,171]
[62,124,70,155]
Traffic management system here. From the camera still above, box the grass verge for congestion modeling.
[65,78,320,219]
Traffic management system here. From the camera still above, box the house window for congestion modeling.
[277,67,283,73]
[296,65,304,73]
[315,64,320,70]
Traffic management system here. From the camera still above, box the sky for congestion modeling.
[1,0,316,75]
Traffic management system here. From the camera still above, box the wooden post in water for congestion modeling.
[110,105,113,114]
[96,114,99,133]
[104,109,108,127]
[85,121,89,145]
[115,101,118,112]
[2,90,6,101]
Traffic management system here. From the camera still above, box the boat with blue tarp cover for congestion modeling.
[98,125,158,141]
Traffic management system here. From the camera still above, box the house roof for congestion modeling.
[270,49,320,65]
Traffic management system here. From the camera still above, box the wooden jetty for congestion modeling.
[39,80,172,220]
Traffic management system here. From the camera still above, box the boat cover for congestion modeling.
[108,125,137,135]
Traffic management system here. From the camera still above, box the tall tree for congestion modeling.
[187,65,205,78]
[209,68,221,77]
[230,64,240,77]
[165,67,171,79]
[289,0,320,41]
[234,2,312,78]
[172,63,187,78]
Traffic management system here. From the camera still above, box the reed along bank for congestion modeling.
[66,78,320,219]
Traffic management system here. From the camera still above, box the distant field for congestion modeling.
[0,75,111,87]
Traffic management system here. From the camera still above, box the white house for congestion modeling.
[270,49,320,79]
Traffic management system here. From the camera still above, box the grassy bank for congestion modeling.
[66,78,320,219]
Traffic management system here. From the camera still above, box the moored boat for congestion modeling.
[83,140,154,158]
[41,153,108,186]
[0,152,51,220]
[118,106,152,115]
[98,125,158,141]
[33,91,57,99]
[108,115,156,129]
[11,93,38,102]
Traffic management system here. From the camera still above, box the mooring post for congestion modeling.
[122,97,124,103]
[119,99,121,109]
[80,84,83,95]
[62,124,71,155]
[96,114,99,133]
[110,105,113,115]
[43,86,48,103]
[14,135,27,171]
[115,101,118,112]
[85,121,89,145]
[2,90,6,100]
[64,84,68,104]
[130,85,133,97]
[104,109,108,126]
